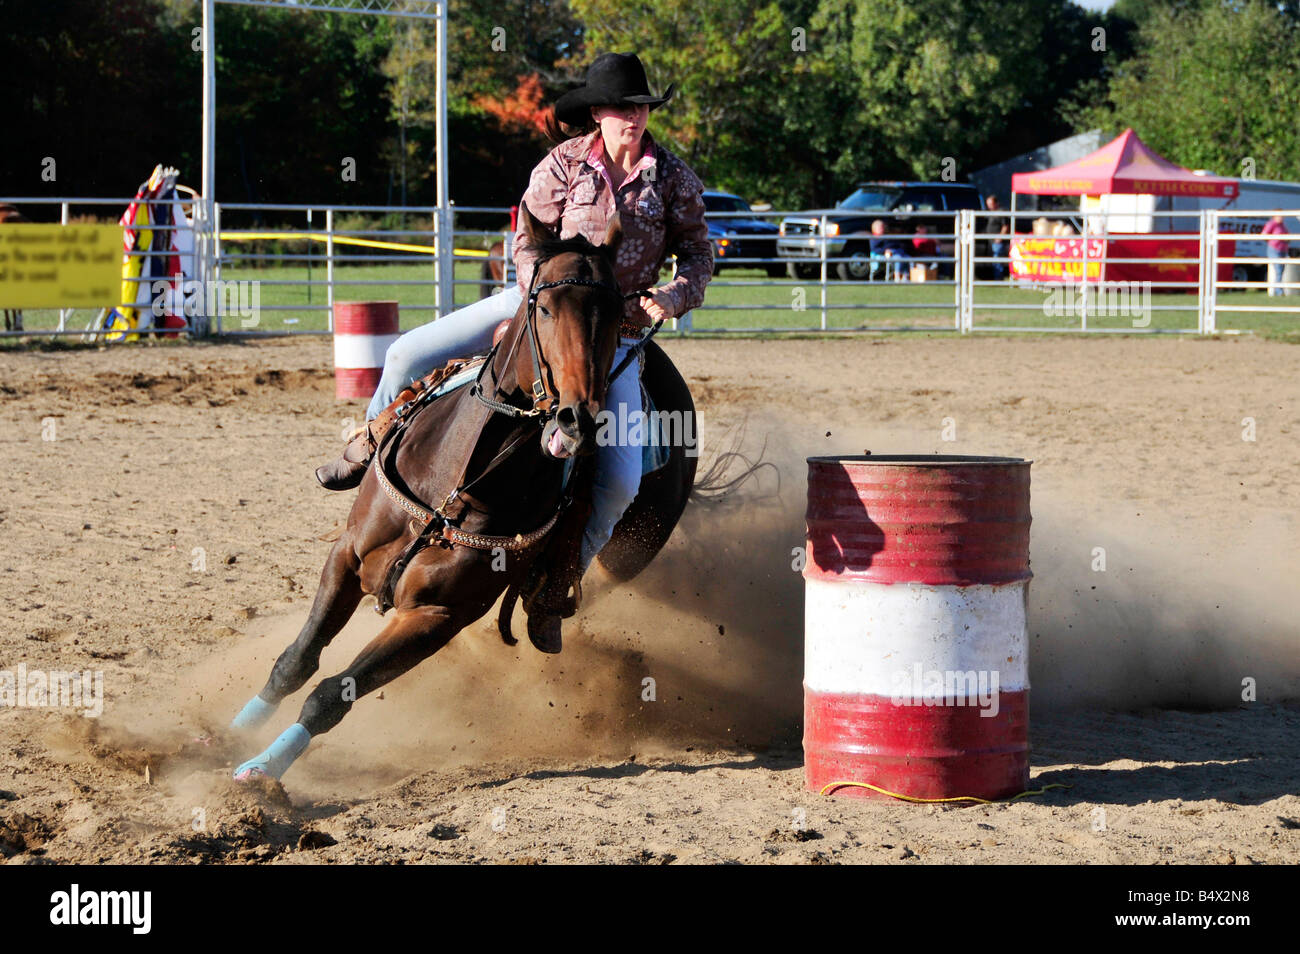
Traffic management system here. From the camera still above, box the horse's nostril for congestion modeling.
[557,405,579,434]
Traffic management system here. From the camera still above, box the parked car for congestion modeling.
[778,182,982,280]
[704,190,784,277]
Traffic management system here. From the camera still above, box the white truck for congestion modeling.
[1086,178,1300,283]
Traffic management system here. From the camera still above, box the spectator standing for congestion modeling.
[981,195,1010,280]
[1262,214,1289,297]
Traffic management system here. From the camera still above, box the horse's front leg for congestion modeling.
[232,603,462,781]
[230,536,363,732]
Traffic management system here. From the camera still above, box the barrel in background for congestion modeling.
[333,301,400,400]
[803,455,1032,800]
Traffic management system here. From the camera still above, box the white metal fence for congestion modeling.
[2,199,1298,338]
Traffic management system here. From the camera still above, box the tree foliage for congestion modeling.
[1078,0,1300,181]
[4,0,1299,215]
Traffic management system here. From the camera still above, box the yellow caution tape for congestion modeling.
[218,230,488,257]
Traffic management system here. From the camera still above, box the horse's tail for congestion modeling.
[690,422,780,504]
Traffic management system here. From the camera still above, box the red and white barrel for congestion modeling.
[332,301,400,400]
[803,455,1032,800]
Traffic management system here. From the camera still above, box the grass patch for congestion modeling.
[6,264,1299,340]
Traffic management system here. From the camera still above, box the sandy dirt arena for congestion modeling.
[0,333,1297,865]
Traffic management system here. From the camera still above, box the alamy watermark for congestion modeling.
[890,665,1001,718]
[594,406,698,457]
[150,278,262,328]
[1042,280,1152,327]
[49,884,150,934]
[0,664,103,718]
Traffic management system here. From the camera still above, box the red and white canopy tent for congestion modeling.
[1010,127,1236,200]
[1007,128,1237,284]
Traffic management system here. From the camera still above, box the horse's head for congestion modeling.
[509,202,624,459]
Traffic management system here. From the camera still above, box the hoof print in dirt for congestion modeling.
[166,779,306,862]
[297,830,337,851]
[0,812,53,859]
[627,848,675,865]
[216,773,293,813]
[766,826,823,843]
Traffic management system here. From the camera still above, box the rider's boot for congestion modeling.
[315,423,375,491]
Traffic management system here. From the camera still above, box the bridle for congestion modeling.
[469,261,650,423]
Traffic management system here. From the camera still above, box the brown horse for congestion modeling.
[229,205,699,781]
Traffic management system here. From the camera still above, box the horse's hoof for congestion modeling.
[232,724,312,781]
[528,614,563,654]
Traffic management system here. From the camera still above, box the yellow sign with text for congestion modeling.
[0,224,121,308]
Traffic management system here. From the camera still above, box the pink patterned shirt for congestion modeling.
[513,130,713,327]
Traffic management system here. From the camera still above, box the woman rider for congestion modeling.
[314,52,712,637]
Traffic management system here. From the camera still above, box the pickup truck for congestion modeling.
[778,182,982,280]
[704,190,784,277]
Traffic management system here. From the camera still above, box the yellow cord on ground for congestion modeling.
[218,230,488,257]
[818,781,1071,804]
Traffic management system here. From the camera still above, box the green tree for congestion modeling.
[376,1,584,212]
[0,0,195,199]
[1078,0,1300,181]
[153,0,397,207]
[573,0,853,207]
[573,0,1111,207]
[812,0,1063,185]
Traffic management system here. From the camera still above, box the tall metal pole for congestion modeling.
[202,0,216,206]
[201,0,217,333]
[435,0,451,317]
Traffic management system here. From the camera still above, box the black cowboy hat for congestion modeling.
[553,53,676,127]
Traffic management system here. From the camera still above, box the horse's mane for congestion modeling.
[532,232,612,269]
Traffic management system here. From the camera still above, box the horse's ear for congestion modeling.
[602,211,624,258]
[519,201,554,247]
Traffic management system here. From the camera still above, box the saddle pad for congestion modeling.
[426,361,484,400]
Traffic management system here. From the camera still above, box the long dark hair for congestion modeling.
[543,106,596,145]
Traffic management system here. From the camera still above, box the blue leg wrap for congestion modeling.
[233,723,311,780]
[230,694,277,731]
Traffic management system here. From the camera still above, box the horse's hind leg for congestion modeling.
[230,537,363,732]
[233,604,459,781]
